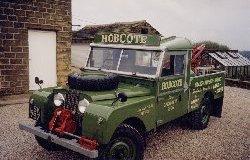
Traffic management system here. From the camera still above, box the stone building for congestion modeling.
[71,20,161,68]
[0,0,72,96]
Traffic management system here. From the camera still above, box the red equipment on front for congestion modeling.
[49,107,77,136]
[48,107,99,150]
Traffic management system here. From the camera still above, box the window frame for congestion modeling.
[160,51,187,77]
[86,46,164,78]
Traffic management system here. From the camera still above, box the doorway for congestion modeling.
[28,30,57,90]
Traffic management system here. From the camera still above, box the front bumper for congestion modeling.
[19,123,98,158]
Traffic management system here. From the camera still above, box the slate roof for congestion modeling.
[72,20,161,43]
[208,51,250,66]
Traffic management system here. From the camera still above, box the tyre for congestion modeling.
[188,96,211,130]
[211,97,223,118]
[68,72,119,91]
[101,124,145,160]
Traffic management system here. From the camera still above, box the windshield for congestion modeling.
[87,47,161,75]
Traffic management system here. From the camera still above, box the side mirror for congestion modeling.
[117,92,128,102]
[35,77,43,89]
[112,92,128,105]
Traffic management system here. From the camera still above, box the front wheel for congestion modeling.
[101,124,145,160]
[34,121,64,151]
[35,136,64,151]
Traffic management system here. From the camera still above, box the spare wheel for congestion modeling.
[68,73,119,91]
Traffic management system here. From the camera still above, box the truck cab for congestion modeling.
[20,33,224,160]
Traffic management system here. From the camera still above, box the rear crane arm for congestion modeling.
[191,44,206,72]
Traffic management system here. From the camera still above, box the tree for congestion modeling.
[193,41,230,50]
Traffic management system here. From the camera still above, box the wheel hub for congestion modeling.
[109,139,135,160]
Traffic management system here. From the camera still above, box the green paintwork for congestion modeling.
[30,87,66,125]
[161,36,193,50]
[189,72,225,111]
[157,75,187,124]
[28,34,225,149]
[82,83,152,102]
[94,33,161,46]
[80,96,155,143]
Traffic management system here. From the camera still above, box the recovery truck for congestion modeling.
[19,33,224,160]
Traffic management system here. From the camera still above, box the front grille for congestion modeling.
[65,90,79,111]
[65,90,82,128]
[29,104,40,120]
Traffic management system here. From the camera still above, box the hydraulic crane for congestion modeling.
[191,44,206,73]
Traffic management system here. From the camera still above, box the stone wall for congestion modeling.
[0,0,72,96]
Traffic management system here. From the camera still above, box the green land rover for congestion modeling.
[20,33,224,160]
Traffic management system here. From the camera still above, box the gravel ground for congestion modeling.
[0,86,249,160]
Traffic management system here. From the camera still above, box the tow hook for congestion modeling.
[47,135,52,142]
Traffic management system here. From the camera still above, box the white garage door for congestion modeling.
[28,30,57,90]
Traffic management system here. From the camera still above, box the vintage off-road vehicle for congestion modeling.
[20,33,224,160]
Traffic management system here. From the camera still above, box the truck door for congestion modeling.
[157,51,188,126]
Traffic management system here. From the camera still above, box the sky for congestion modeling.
[72,0,250,51]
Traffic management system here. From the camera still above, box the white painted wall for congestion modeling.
[71,43,90,68]
[28,30,57,90]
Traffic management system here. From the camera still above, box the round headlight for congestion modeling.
[54,93,65,107]
[78,98,89,113]
[30,98,34,104]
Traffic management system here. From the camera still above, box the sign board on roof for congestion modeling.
[94,33,160,46]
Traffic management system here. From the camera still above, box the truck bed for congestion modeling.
[189,71,225,111]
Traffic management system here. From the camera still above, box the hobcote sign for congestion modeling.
[94,33,160,46]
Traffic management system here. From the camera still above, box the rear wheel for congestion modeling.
[101,124,145,160]
[189,96,211,130]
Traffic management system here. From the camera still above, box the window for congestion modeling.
[216,52,227,59]
[118,49,160,75]
[87,47,161,75]
[141,27,149,34]
[161,54,185,77]
[227,52,239,58]
[135,50,151,66]
[88,48,121,70]
[175,55,185,74]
